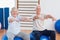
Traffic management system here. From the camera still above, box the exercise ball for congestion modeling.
[30,33,35,40]
[14,36,23,40]
[40,35,49,40]
[55,19,60,33]
[2,35,8,40]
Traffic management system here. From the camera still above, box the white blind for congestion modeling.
[17,0,38,27]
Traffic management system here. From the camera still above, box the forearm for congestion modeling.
[26,18,32,21]
[23,18,32,22]
[45,15,56,20]
[48,16,56,21]
[20,17,29,22]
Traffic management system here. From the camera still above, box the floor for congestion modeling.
[0,30,5,40]
[0,30,60,40]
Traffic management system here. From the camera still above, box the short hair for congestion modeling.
[11,7,18,12]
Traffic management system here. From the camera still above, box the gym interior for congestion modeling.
[0,0,60,40]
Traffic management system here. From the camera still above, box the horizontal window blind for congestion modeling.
[17,0,38,27]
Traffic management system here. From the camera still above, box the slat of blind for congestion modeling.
[18,0,38,3]
[20,22,33,23]
[19,11,36,13]
[18,0,38,1]
[18,4,37,6]
[18,9,36,11]
[20,15,33,17]
[18,3,37,4]
[19,10,35,11]
[18,3,38,4]
[21,26,33,27]
[21,24,33,26]
[18,7,36,11]
[18,3,37,6]
[18,6,35,8]
[21,23,33,25]
[21,19,33,22]
[20,13,33,15]
[18,12,35,14]
[18,6,36,8]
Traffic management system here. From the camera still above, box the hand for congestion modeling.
[9,18,15,23]
[33,16,39,20]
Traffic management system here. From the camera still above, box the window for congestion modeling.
[16,0,38,27]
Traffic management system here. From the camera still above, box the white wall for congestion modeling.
[40,0,60,19]
[0,0,15,15]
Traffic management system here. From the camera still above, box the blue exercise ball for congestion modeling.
[55,19,60,33]
[2,35,8,40]
[40,35,49,40]
[30,33,36,40]
[14,36,23,40]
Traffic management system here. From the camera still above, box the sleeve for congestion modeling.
[17,15,22,21]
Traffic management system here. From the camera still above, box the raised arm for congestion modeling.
[44,15,56,21]
[20,16,32,22]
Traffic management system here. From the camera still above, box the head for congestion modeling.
[36,5,41,15]
[11,7,18,17]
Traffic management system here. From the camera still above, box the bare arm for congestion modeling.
[44,15,56,21]
[20,17,32,22]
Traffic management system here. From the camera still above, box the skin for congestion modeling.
[45,15,56,21]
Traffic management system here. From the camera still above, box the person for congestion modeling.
[6,7,30,40]
[31,4,56,40]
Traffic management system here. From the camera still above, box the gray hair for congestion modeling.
[11,7,18,12]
